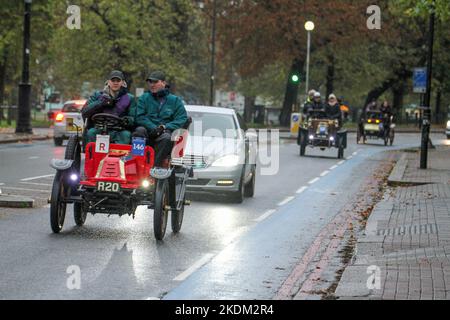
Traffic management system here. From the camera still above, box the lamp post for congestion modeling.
[16,0,32,134]
[209,0,217,106]
[304,21,315,96]
[420,3,435,169]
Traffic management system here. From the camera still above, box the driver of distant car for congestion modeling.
[82,70,136,144]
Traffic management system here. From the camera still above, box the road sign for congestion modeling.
[413,68,427,93]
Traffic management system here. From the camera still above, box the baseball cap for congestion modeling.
[109,70,124,80]
[314,92,321,98]
[146,71,166,82]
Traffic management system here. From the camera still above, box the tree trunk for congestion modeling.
[435,87,441,124]
[244,96,255,123]
[0,49,7,121]
[280,58,303,126]
[392,84,405,124]
[364,77,398,110]
[326,54,335,98]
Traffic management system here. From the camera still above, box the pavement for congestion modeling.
[335,145,450,300]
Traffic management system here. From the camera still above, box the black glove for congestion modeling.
[148,127,163,138]
[121,116,133,127]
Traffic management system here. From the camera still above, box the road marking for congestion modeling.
[352,151,358,156]
[308,177,320,185]
[173,253,215,282]
[21,174,55,182]
[346,156,353,160]
[144,297,160,300]
[28,156,40,160]
[0,186,50,193]
[296,186,308,194]
[337,160,345,165]
[254,209,276,222]
[278,196,295,206]
[20,182,52,187]
[0,183,4,186]
[329,165,338,170]
[320,170,330,177]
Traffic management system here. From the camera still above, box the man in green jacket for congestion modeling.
[82,70,136,145]
[133,71,188,166]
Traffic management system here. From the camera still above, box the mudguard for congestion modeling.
[50,159,74,171]
[150,167,173,180]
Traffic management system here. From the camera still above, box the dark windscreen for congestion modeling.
[62,103,85,113]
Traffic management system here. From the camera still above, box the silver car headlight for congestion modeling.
[211,154,240,167]
[447,120,450,128]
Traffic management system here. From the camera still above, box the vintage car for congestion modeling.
[357,110,395,146]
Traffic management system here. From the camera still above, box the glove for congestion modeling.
[99,94,113,107]
[121,116,134,127]
[148,127,162,138]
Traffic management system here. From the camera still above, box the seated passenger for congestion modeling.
[82,70,136,145]
[306,92,326,119]
[132,71,188,167]
[326,94,343,127]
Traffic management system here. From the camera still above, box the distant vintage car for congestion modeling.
[53,100,87,146]
[172,105,258,203]
[298,110,347,159]
[357,110,395,146]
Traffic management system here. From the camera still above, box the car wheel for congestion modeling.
[154,179,169,240]
[230,170,245,204]
[50,171,68,233]
[299,132,306,157]
[244,165,256,198]
[171,197,184,234]
[447,135,450,140]
[74,203,87,226]
[54,137,63,146]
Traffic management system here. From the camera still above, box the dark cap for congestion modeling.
[146,71,166,82]
[109,70,124,80]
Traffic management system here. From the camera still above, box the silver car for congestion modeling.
[446,120,450,139]
[53,100,86,146]
[172,105,258,203]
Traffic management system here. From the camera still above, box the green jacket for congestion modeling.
[136,91,187,131]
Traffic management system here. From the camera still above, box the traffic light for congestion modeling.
[291,73,300,84]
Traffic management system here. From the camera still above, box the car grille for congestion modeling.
[172,154,208,168]
[187,179,211,186]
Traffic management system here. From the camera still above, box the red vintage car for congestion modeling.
[49,113,192,240]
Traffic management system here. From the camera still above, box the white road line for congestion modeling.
[320,170,330,177]
[28,156,40,160]
[337,160,345,165]
[277,196,295,206]
[352,151,358,156]
[21,174,55,182]
[329,165,338,170]
[144,297,160,300]
[173,253,215,282]
[254,209,276,222]
[308,177,320,185]
[296,186,308,194]
[20,182,52,187]
[0,186,50,193]
[347,156,353,160]
[0,183,4,186]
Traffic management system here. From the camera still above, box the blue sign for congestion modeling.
[131,137,145,156]
[413,68,427,93]
[293,115,299,122]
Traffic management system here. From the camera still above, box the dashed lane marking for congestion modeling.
[296,186,308,194]
[21,174,55,182]
[308,177,320,185]
[20,182,52,187]
[277,196,295,206]
[329,165,338,170]
[254,209,277,222]
[320,170,330,177]
[337,160,345,165]
[0,186,50,193]
[173,253,215,282]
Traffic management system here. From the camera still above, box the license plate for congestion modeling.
[96,181,120,192]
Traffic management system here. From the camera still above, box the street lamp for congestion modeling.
[209,0,217,106]
[304,21,315,96]
[16,0,33,134]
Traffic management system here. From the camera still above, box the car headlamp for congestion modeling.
[447,120,450,128]
[211,154,240,167]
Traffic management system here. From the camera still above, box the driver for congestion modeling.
[82,70,136,144]
[133,71,188,167]
[305,92,326,119]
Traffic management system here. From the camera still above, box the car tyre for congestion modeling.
[154,179,169,240]
[244,165,256,198]
[74,203,87,226]
[230,170,245,204]
[54,137,63,146]
[50,171,68,233]
[171,197,184,234]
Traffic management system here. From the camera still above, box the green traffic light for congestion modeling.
[291,74,299,83]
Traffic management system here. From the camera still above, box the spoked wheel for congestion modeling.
[299,132,306,157]
[50,171,69,233]
[74,203,87,226]
[337,136,345,159]
[389,129,395,146]
[171,197,185,234]
[154,179,170,240]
